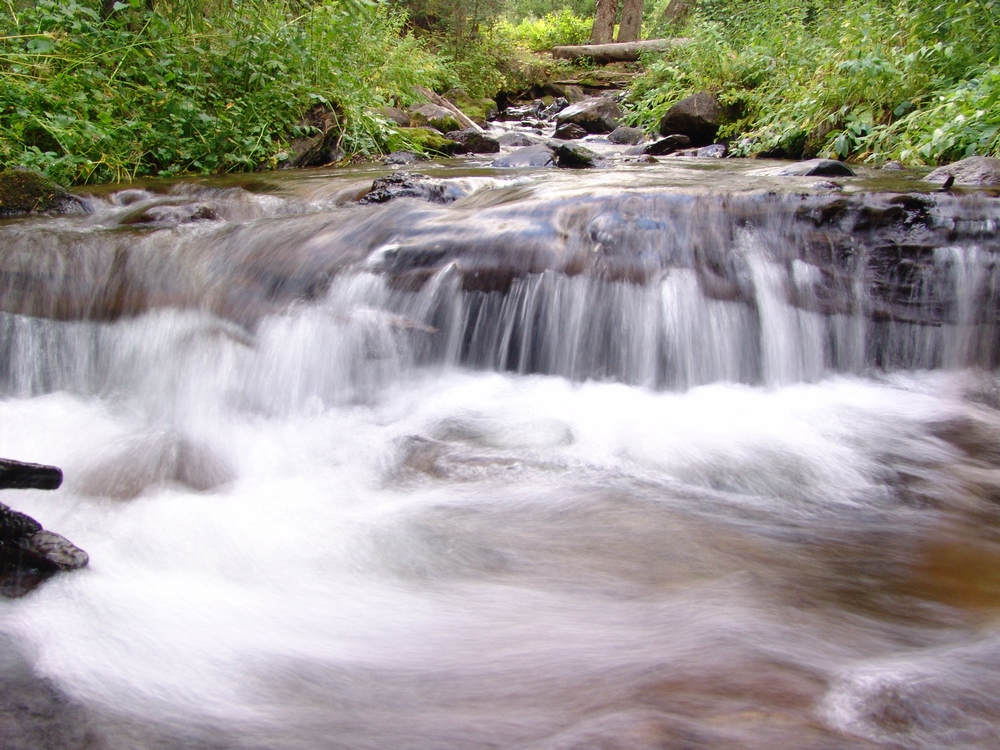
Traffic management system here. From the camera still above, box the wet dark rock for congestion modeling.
[643,135,692,155]
[697,143,728,158]
[0,458,63,490]
[359,172,460,205]
[407,103,460,134]
[444,130,501,154]
[608,126,646,146]
[541,97,570,118]
[554,122,588,140]
[0,169,82,217]
[811,181,843,191]
[771,159,856,177]
[555,97,622,134]
[657,92,722,146]
[119,202,219,227]
[1,458,87,598]
[926,156,1000,186]
[383,150,427,166]
[882,160,905,171]
[554,142,605,169]
[502,101,544,121]
[491,144,556,168]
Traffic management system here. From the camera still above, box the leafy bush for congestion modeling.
[624,0,1000,164]
[497,9,592,51]
[0,0,449,183]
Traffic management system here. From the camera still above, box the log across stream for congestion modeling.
[2,158,1000,749]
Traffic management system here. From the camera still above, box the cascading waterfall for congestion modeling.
[3,168,1000,750]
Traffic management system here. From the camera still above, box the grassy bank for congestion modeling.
[627,0,1000,165]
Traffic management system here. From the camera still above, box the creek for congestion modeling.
[2,154,1000,749]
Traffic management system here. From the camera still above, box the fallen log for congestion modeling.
[414,86,484,133]
[552,38,689,64]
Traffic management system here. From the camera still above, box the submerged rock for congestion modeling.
[926,156,1000,186]
[554,142,606,169]
[383,150,427,166]
[444,130,501,154]
[359,172,461,205]
[0,169,82,217]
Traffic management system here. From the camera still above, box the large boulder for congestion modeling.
[554,123,588,140]
[492,144,556,168]
[377,106,411,127]
[554,143,605,169]
[408,103,460,134]
[0,169,81,217]
[444,130,501,154]
[497,132,545,148]
[555,97,622,134]
[643,134,692,155]
[768,159,856,177]
[926,156,1000,186]
[657,92,722,146]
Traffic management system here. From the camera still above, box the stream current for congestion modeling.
[3,157,1000,749]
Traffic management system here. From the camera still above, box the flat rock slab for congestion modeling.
[492,144,556,168]
[756,159,856,177]
[926,156,1000,186]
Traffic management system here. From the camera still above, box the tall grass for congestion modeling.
[627,0,1000,164]
[0,0,449,183]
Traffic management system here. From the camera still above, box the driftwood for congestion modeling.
[414,86,484,133]
[552,38,688,64]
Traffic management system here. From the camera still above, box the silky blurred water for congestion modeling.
[2,166,1000,749]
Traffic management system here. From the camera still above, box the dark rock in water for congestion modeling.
[501,101,544,121]
[118,201,218,227]
[554,122,588,140]
[643,134,692,155]
[444,130,501,154]
[359,172,460,205]
[882,160,905,171]
[608,126,646,146]
[497,132,543,148]
[22,531,89,571]
[657,92,722,146]
[555,97,622,134]
[554,142,605,169]
[492,144,556,168]
[407,103,460,134]
[811,180,843,191]
[541,97,570,118]
[697,143,728,158]
[0,458,63,490]
[771,159,856,177]
[383,150,427,166]
[0,503,43,538]
[926,156,1000,186]
[0,169,82,217]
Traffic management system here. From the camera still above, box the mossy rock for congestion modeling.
[0,169,80,217]
[445,88,498,127]
[398,127,459,157]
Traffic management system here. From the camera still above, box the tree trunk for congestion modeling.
[659,0,693,29]
[617,0,643,43]
[590,0,619,44]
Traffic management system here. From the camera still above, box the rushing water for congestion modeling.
[3,161,1000,749]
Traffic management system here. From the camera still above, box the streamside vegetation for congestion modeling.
[628,0,1000,165]
[2,0,998,184]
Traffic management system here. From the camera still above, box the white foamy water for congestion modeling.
[2,300,1000,749]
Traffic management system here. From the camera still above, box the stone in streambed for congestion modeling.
[359,172,461,205]
[554,143,606,169]
[555,97,622,134]
[554,122,588,140]
[766,159,856,177]
[926,156,1000,186]
[444,130,500,154]
[492,144,556,168]
[0,169,83,217]
[657,92,722,146]
[608,126,646,146]
[407,103,460,134]
[642,134,692,155]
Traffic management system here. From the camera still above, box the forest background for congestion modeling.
[1,0,997,185]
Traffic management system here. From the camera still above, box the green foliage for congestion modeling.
[0,0,449,183]
[624,0,1000,164]
[496,8,592,50]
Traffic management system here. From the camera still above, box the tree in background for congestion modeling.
[589,0,642,44]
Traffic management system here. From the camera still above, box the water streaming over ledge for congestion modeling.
[3,164,1000,749]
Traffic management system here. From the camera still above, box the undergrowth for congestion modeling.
[626,0,1000,164]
